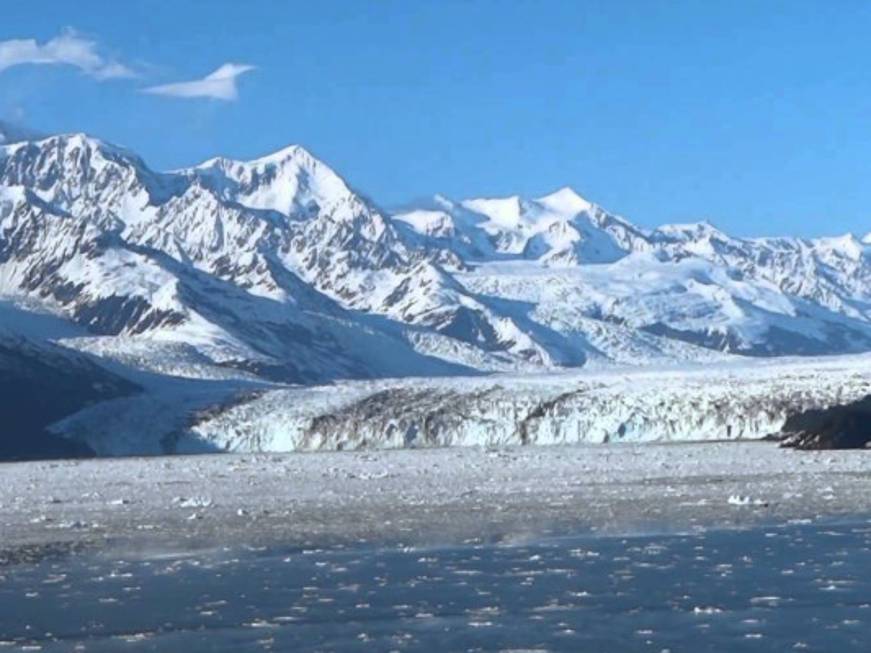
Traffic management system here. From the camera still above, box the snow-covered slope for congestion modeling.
[1,124,869,387]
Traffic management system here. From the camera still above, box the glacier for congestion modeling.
[182,354,871,454]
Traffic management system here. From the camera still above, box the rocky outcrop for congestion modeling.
[779,395,871,450]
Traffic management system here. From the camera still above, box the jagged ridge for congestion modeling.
[1,123,870,383]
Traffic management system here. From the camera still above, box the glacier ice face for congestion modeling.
[183,355,871,454]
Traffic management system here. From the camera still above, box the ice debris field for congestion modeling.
[2,441,871,651]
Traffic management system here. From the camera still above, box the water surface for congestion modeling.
[2,520,870,651]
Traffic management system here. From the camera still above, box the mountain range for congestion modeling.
[1,121,870,456]
[3,122,870,372]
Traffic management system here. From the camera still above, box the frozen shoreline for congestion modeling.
[3,441,871,560]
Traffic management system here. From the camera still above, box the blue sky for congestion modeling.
[1,1,870,237]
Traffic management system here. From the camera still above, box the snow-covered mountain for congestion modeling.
[397,189,871,359]
[1,123,870,386]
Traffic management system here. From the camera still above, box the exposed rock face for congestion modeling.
[779,395,871,450]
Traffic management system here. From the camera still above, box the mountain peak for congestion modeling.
[1,127,103,153]
[656,220,727,240]
[461,195,523,226]
[188,143,362,219]
[814,233,868,260]
[253,143,313,166]
[534,186,592,215]
[199,144,320,171]
[34,131,146,164]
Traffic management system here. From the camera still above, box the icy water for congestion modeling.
[2,520,871,652]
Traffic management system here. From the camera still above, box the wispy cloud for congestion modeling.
[143,63,255,101]
[0,29,134,79]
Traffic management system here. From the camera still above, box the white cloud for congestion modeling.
[0,29,134,79]
[143,63,255,101]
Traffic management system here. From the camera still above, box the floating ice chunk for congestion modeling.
[750,596,782,605]
[727,495,767,506]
